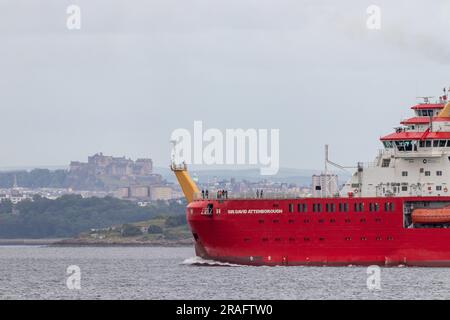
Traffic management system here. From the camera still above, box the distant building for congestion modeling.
[115,187,130,199]
[130,186,150,199]
[150,186,172,201]
[312,174,339,198]
[68,153,160,191]
[70,153,153,177]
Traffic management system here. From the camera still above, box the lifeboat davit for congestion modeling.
[412,206,450,224]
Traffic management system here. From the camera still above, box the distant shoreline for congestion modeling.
[0,239,65,245]
[0,238,193,247]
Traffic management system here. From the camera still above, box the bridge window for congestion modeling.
[383,141,394,148]
[425,140,432,147]
[395,140,414,151]
[440,140,447,147]
[433,140,439,147]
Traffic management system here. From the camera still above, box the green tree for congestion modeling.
[147,225,163,234]
[121,224,142,237]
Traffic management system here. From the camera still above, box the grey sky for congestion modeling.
[1,0,450,170]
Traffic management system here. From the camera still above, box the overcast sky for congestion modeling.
[1,0,450,170]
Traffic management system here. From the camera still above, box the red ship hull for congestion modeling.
[187,196,450,267]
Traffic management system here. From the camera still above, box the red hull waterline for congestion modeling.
[187,196,450,267]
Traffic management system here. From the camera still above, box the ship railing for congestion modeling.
[193,191,311,201]
[358,161,378,168]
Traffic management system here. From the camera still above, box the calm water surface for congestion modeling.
[0,246,449,299]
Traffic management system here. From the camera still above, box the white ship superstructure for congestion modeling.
[341,92,450,197]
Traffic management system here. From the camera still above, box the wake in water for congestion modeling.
[181,256,241,267]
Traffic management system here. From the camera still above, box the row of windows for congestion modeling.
[259,217,383,224]
[416,110,436,117]
[402,170,443,176]
[257,236,394,242]
[384,140,450,151]
[288,202,395,213]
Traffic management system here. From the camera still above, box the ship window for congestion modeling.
[339,203,349,212]
[425,140,432,147]
[447,140,450,147]
[401,186,408,191]
[326,203,335,212]
[381,159,390,167]
[383,141,394,148]
[313,203,322,212]
[384,202,394,212]
[369,203,380,212]
[433,140,440,147]
[437,171,443,176]
[437,186,442,191]
[425,171,431,176]
[440,140,447,147]
[289,203,294,213]
[402,171,408,177]
[354,203,364,212]
[298,203,308,213]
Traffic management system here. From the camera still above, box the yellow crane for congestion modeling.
[171,162,200,203]
[170,140,200,203]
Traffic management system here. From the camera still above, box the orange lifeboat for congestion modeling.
[412,206,450,224]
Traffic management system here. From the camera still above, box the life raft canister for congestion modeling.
[412,206,450,224]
